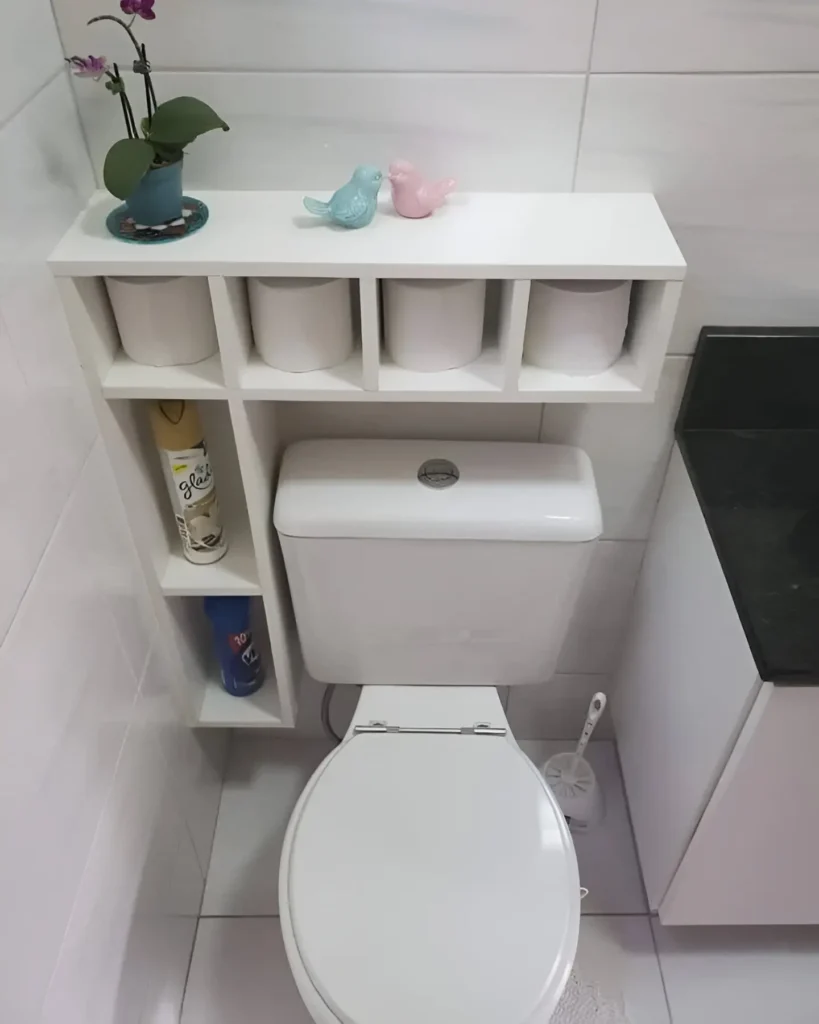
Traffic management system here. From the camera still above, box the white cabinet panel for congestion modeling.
[613,446,761,910]
[662,684,819,925]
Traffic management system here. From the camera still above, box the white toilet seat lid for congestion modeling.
[286,733,578,1024]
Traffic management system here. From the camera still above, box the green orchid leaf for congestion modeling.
[147,96,229,147]
[103,137,155,200]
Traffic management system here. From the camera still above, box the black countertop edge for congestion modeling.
[677,326,819,432]
[675,326,819,686]
[675,434,819,687]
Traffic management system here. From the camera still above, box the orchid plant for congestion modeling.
[67,0,228,202]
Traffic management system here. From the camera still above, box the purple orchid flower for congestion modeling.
[120,0,156,20]
[68,55,109,80]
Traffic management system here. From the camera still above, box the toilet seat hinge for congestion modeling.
[353,721,507,737]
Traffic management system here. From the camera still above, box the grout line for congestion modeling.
[613,738,652,914]
[193,911,653,919]
[581,911,653,918]
[181,739,234,1018]
[535,403,546,442]
[139,67,819,78]
[199,913,283,919]
[179,916,204,1023]
[648,912,675,1023]
[196,731,235,897]
[571,0,601,191]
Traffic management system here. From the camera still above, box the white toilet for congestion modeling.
[273,439,602,1024]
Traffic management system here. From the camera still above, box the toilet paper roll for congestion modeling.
[524,280,631,375]
[249,277,354,372]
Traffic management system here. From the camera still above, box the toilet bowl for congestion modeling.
[273,439,602,1023]
[279,686,580,1024]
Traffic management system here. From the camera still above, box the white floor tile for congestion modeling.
[573,917,670,1024]
[208,737,645,919]
[520,741,647,915]
[182,917,667,1024]
[182,919,312,1024]
[201,738,333,916]
[653,921,819,1024]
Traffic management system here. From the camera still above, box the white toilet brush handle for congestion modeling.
[574,693,607,760]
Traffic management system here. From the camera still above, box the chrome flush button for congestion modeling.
[418,458,460,488]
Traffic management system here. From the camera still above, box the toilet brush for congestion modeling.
[542,693,607,833]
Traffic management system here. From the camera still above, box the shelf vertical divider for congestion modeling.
[210,275,300,726]
[498,279,531,392]
[627,280,684,398]
[358,277,381,391]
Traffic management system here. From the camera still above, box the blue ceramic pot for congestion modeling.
[125,159,183,225]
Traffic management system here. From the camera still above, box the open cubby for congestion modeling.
[50,190,685,728]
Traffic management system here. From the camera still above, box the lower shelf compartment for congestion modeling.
[378,348,504,395]
[160,534,261,597]
[196,675,284,728]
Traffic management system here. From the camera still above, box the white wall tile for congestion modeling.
[277,400,543,446]
[0,308,24,393]
[558,541,645,675]
[78,444,154,681]
[75,71,585,191]
[652,921,819,1023]
[0,73,96,386]
[281,676,363,740]
[0,72,97,642]
[42,689,202,1024]
[576,74,819,354]
[593,0,819,73]
[0,2,62,127]
[540,356,689,539]
[140,648,227,876]
[93,916,197,1024]
[55,0,597,73]
[506,675,613,740]
[0,388,95,643]
[0,460,140,1023]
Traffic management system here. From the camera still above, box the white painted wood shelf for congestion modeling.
[50,189,685,729]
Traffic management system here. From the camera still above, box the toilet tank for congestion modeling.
[274,440,601,687]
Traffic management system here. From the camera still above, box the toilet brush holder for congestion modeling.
[542,692,607,833]
[542,751,604,833]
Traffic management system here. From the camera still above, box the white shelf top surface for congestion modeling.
[102,350,224,398]
[160,540,261,597]
[50,191,686,279]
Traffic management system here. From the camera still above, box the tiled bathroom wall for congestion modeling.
[0,4,225,1021]
[53,0,819,739]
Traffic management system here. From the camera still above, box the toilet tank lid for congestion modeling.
[274,439,602,542]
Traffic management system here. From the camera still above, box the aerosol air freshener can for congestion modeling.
[149,400,228,565]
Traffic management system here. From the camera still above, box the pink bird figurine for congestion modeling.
[388,160,456,219]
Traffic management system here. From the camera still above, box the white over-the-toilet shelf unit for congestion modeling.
[50,190,685,729]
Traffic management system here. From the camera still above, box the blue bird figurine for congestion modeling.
[303,165,383,229]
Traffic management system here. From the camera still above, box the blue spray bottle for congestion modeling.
[204,596,265,697]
